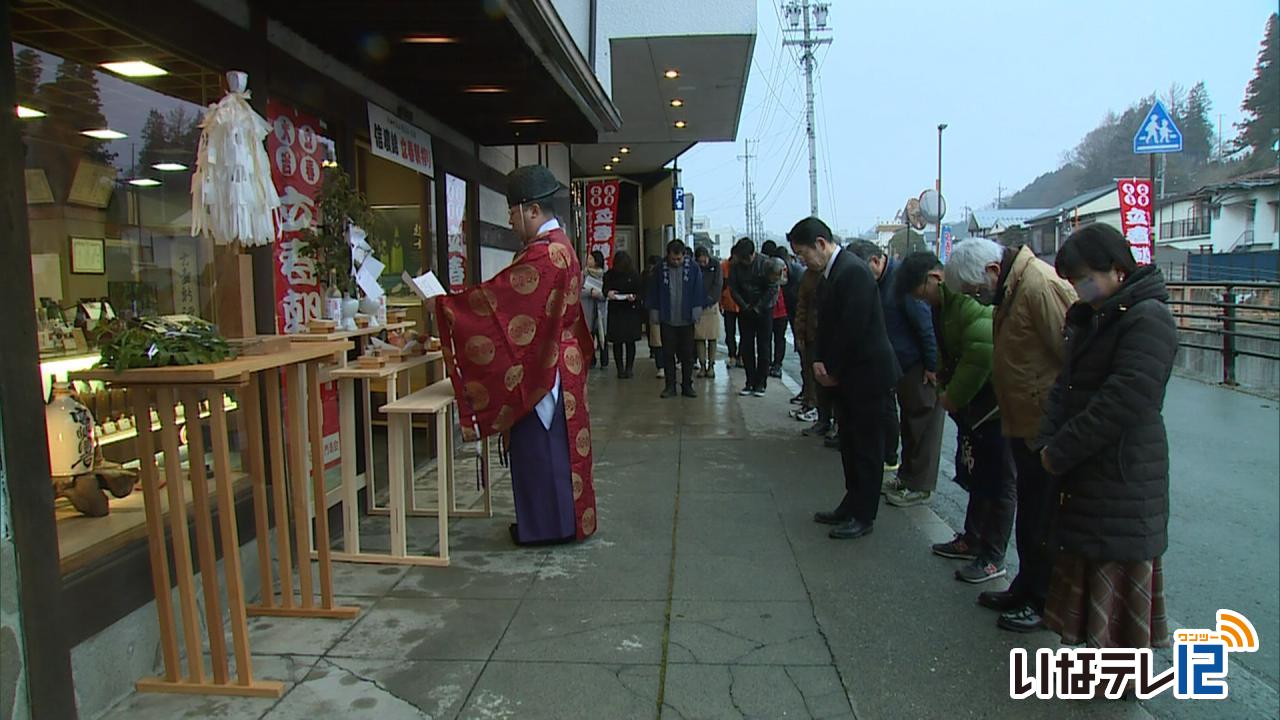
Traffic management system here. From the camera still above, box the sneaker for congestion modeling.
[884,488,932,508]
[931,533,978,560]
[751,389,767,397]
[997,605,1046,634]
[790,393,805,405]
[738,387,755,397]
[880,474,904,495]
[769,368,783,379]
[656,369,665,380]
[883,461,900,474]
[956,558,1007,584]
[797,408,818,422]
[803,420,831,437]
[708,367,716,379]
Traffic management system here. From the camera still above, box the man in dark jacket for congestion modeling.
[648,240,705,399]
[849,241,944,509]
[728,238,781,396]
[789,217,901,540]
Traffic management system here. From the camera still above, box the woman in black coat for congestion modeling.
[603,251,644,378]
[1037,223,1178,649]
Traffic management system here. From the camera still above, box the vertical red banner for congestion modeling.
[268,100,341,469]
[1117,178,1154,266]
[586,180,620,263]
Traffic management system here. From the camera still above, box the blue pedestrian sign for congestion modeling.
[1133,100,1183,154]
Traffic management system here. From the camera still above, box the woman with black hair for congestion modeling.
[582,250,608,368]
[604,251,644,378]
[1038,223,1178,649]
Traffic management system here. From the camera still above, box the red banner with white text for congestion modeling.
[268,100,340,469]
[586,180,620,264]
[1117,178,1154,266]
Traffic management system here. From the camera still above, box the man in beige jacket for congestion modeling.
[945,238,1076,634]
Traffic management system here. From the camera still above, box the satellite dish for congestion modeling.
[919,189,947,224]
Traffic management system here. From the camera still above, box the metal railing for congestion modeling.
[1165,281,1280,387]
[1160,216,1211,240]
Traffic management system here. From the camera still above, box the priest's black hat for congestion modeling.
[506,165,560,207]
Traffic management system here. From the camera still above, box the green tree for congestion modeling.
[1180,81,1215,165]
[1237,13,1279,169]
[14,49,42,104]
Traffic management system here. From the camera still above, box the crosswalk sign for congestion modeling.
[1133,100,1183,154]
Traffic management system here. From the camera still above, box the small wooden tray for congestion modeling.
[428,337,441,351]
[354,315,371,328]
[378,347,405,361]
[228,335,292,357]
[356,355,387,369]
[308,320,338,333]
[386,309,408,323]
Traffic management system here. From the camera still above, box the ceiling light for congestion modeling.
[664,70,680,79]
[128,178,161,187]
[81,129,127,140]
[620,147,630,154]
[611,156,621,163]
[402,35,458,44]
[100,61,167,77]
[510,118,544,125]
[603,164,613,171]
[670,99,684,108]
[465,85,508,94]
[673,120,687,129]
[16,105,45,119]
[152,162,188,172]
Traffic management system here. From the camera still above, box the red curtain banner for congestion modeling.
[1117,178,1154,266]
[586,180,620,264]
[268,100,341,468]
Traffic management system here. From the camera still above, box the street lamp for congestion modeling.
[937,123,947,253]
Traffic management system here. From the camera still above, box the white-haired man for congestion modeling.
[944,238,1076,633]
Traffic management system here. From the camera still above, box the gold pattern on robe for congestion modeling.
[509,264,541,295]
[492,405,515,433]
[563,345,583,375]
[465,335,496,365]
[581,507,596,536]
[548,241,572,270]
[563,391,577,420]
[567,275,580,304]
[572,472,583,500]
[469,287,498,316]
[504,364,525,392]
[540,341,560,369]
[508,314,537,346]
[575,428,591,457]
[545,289,565,318]
[464,381,490,411]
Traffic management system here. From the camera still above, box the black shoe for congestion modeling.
[829,518,874,540]
[802,420,831,437]
[813,510,848,525]
[977,589,1024,612]
[660,386,677,399]
[789,393,805,405]
[997,605,1046,633]
[682,386,698,398]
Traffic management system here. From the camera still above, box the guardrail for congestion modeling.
[1166,281,1280,388]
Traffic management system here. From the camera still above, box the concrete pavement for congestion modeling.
[97,353,1278,719]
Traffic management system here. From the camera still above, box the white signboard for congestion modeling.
[367,102,435,176]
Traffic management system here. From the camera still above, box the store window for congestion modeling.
[14,42,239,573]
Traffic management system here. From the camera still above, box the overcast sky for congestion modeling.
[680,0,1276,238]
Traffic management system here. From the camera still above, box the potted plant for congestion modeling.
[298,165,385,328]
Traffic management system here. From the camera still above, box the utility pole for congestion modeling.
[783,0,832,218]
[738,139,756,240]
[996,183,1005,209]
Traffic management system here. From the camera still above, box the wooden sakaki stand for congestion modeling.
[328,351,493,566]
[73,341,359,699]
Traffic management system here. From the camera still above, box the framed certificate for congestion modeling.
[70,237,106,275]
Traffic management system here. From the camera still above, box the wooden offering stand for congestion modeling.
[73,340,358,699]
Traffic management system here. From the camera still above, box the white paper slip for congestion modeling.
[403,270,447,301]
[356,256,386,301]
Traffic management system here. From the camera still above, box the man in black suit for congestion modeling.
[787,217,902,539]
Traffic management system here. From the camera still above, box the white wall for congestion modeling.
[593,0,756,96]
[550,0,593,61]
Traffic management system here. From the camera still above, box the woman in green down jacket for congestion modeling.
[898,252,1017,586]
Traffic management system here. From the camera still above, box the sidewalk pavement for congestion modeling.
[98,356,1276,719]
